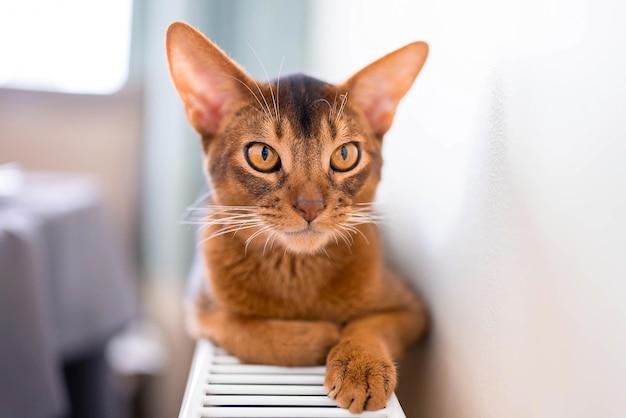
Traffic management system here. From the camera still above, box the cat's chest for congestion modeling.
[206,245,371,320]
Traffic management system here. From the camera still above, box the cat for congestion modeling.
[166,21,429,414]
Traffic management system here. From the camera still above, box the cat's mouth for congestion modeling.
[283,227,324,236]
[278,226,331,254]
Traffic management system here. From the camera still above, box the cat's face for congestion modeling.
[205,75,383,253]
[166,22,428,254]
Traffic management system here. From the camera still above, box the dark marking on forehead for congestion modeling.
[275,74,331,139]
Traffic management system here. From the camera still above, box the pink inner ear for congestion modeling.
[183,89,229,136]
[365,96,396,135]
[347,73,411,135]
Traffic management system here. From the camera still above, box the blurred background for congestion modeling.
[1,0,625,417]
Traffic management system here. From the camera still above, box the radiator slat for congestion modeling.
[206,373,325,385]
[209,364,326,375]
[205,384,327,396]
[199,406,390,418]
[203,395,337,406]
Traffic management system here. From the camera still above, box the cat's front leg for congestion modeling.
[188,306,341,366]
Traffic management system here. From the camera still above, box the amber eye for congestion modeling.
[245,142,281,172]
[330,142,361,172]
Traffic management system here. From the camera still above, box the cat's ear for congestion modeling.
[341,42,429,136]
[166,22,254,136]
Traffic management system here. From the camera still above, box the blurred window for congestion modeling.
[0,0,133,94]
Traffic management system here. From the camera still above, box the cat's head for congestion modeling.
[166,22,428,255]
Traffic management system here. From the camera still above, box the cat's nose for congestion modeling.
[294,199,325,222]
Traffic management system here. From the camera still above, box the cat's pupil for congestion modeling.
[262,146,269,161]
[341,146,348,160]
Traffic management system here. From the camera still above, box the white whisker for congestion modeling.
[203,222,265,242]
[223,72,273,122]
[245,226,273,254]
[247,43,276,121]
[270,231,280,250]
[183,190,212,214]
[335,92,348,124]
[340,223,370,245]
[314,98,333,124]
[276,56,285,124]
[329,230,339,246]
[333,226,354,248]
[331,91,338,123]
[263,230,278,255]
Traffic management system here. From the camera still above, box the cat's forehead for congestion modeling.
[273,74,337,139]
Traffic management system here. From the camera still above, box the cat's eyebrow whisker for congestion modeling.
[222,72,273,122]
[276,56,285,124]
[334,92,348,124]
[313,98,333,124]
[331,91,338,123]
[247,42,279,122]
[252,77,275,122]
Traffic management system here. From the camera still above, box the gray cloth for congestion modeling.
[0,173,137,418]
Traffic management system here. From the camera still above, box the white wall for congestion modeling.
[310,1,626,417]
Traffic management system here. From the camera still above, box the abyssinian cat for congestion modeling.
[166,22,429,413]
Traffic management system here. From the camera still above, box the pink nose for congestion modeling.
[294,199,325,222]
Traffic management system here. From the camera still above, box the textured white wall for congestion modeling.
[310,1,626,417]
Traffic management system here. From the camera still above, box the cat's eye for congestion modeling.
[245,142,281,172]
[330,142,361,172]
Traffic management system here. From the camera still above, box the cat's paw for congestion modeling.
[325,340,397,413]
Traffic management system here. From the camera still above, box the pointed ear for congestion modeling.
[166,22,253,136]
[341,42,428,135]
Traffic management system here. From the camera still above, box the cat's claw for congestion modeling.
[324,340,397,413]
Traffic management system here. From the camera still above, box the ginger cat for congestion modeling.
[166,22,429,413]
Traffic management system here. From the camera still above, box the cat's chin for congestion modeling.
[276,230,332,255]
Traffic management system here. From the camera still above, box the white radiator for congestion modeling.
[179,339,407,418]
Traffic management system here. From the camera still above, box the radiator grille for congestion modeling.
[179,339,406,418]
